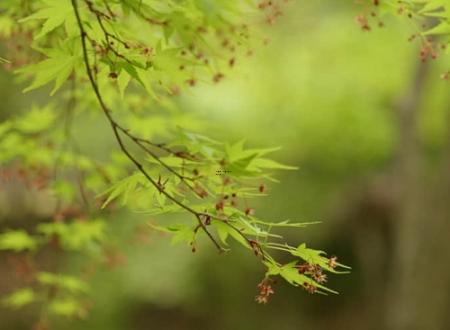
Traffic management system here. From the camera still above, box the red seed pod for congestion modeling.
[245,208,255,216]
[213,73,224,83]
[356,15,371,31]
[174,151,191,159]
[169,85,181,95]
[142,47,153,55]
[223,177,232,185]
[259,183,266,193]
[216,200,225,211]
[205,215,211,226]
[194,184,208,198]
[186,78,196,86]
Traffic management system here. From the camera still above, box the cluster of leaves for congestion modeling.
[0,0,349,325]
[1,218,105,319]
[357,0,450,77]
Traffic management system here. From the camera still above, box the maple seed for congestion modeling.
[189,241,197,253]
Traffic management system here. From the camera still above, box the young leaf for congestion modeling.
[0,230,40,252]
[3,288,36,309]
[20,0,73,39]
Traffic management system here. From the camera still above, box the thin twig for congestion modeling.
[70,0,224,252]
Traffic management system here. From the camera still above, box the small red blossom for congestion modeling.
[255,278,275,304]
[296,262,313,274]
[328,256,338,269]
[313,271,327,284]
[303,282,317,294]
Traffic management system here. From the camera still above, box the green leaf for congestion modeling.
[0,56,10,64]
[117,70,131,99]
[291,243,351,273]
[15,105,56,133]
[20,0,73,39]
[17,43,80,95]
[213,220,249,248]
[48,298,86,318]
[249,158,298,171]
[423,22,450,35]
[37,220,106,251]
[136,67,158,99]
[280,263,338,294]
[3,288,36,309]
[226,153,258,176]
[37,272,89,294]
[0,230,39,252]
[100,172,145,208]
[418,0,446,14]
[149,223,196,245]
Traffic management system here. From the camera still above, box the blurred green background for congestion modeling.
[1,1,450,330]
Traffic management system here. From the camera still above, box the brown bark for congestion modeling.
[386,59,450,330]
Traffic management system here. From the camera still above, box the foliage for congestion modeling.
[2,0,447,326]
[358,0,450,77]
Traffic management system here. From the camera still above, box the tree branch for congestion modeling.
[70,0,224,252]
